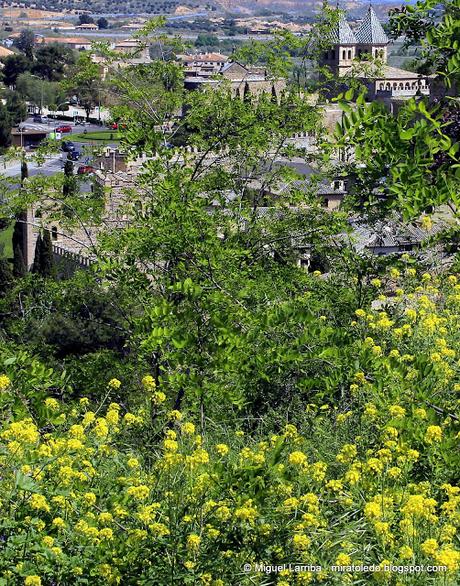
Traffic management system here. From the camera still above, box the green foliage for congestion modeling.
[97,17,109,29]
[0,257,13,296]
[63,53,102,119]
[32,231,55,279]
[1,53,31,87]
[194,33,220,48]
[389,0,460,87]
[12,244,27,279]
[5,92,27,126]
[32,44,75,82]
[0,104,12,151]
[329,96,460,219]
[13,29,35,60]
[0,9,459,583]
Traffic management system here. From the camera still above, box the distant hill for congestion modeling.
[0,1,214,16]
[214,0,398,18]
[0,0,398,19]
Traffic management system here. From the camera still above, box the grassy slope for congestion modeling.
[0,224,13,259]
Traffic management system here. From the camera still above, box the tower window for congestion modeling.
[51,226,58,241]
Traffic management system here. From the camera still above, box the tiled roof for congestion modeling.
[39,37,91,44]
[349,217,448,252]
[341,64,430,80]
[330,14,357,45]
[355,6,388,45]
[0,46,14,57]
[381,65,426,79]
[179,52,228,63]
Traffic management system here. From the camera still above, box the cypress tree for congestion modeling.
[20,160,28,187]
[63,159,75,198]
[243,82,251,103]
[40,229,55,278]
[12,219,24,254]
[32,232,43,274]
[13,243,27,277]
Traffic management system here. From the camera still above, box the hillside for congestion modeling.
[213,0,397,17]
[0,0,398,17]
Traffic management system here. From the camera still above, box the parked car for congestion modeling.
[77,165,96,175]
[75,119,86,126]
[61,141,75,152]
[56,125,72,134]
[33,115,46,124]
[68,151,80,161]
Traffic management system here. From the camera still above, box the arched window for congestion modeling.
[342,50,346,60]
[347,50,352,59]
[51,226,58,241]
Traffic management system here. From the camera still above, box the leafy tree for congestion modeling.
[16,73,64,109]
[194,33,220,48]
[1,54,31,87]
[64,53,101,121]
[32,43,75,82]
[78,14,94,25]
[97,17,109,29]
[13,29,35,60]
[389,0,460,92]
[5,91,27,126]
[329,0,460,221]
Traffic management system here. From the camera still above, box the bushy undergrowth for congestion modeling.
[0,270,459,585]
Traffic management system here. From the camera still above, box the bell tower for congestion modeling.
[321,10,357,77]
[355,5,389,63]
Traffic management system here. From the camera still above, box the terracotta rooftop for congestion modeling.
[38,37,91,44]
[0,46,14,57]
[178,52,229,63]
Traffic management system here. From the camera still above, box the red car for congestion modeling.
[77,165,96,175]
[56,125,72,134]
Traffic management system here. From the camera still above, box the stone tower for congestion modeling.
[355,6,389,63]
[322,12,357,77]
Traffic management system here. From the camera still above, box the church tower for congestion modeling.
[322,13,357,77]
[355,6,389,63]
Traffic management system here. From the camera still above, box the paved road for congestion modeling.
[1,155,65,179]
[19,118,105,135]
